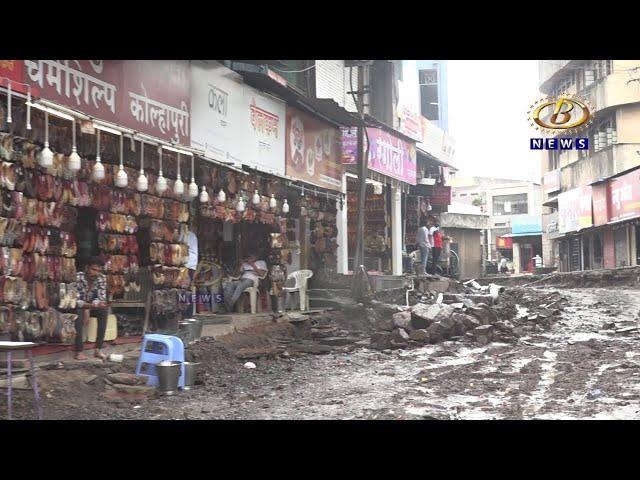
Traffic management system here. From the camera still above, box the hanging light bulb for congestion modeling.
[199,185,209,203]
[115,135,128,188]
[269,194,277,209]
[93,128,105,181]
[188,154,198,199]
[236,195,246,212]
[39,110,54,168]
[156,147,167,194]
[26,91,32,130]
[6,83,12,124]
[252,189,261,205]
[174,153,184,196]
[68,118,81,172]
[217,188,226,203]
[282,199,289,214]
[136,139,148,192]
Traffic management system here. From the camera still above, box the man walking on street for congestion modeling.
[416,220,431,276]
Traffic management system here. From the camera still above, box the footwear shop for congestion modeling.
[0,60,348,352]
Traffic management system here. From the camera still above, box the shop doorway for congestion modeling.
[583,236,591,271]
[614,227,629,267]
[592,233,603,270]
[636,225,640,266]
[76,207,99,272]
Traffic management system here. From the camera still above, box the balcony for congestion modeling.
[577,73,640,115]
[539,60,573,90]
[559,143,640,191]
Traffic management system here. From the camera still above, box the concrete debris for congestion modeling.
[244,362,257,369]
[392,311,413,331]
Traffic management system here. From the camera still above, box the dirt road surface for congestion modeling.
[4,287,640,420]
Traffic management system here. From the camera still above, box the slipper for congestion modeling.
[94,351,107,360]
[74,353,88,361]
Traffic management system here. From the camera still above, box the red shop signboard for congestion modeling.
[608,169,640,222]
[17,60,191,145]
[496,236,513,249]
[430,185,451,205]
[592,182,609,226]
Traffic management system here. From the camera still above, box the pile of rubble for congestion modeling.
[368,281,568,350]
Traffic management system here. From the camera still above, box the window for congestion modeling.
[592,113,617,153]
[278,60,315,97]
[549,149,560,170]
[420,68,439,121]
[492,193,528,215]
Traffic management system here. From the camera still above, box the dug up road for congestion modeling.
[4,286,640,420]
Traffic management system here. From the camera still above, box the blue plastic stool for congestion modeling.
[135,334,185,388]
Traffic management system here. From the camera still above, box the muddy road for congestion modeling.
[6,286,640,420]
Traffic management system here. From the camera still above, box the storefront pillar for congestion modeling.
[337,175,349,274]
[391,186,403,276]
[513,242,521,274]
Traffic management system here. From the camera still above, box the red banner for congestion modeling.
[430,185,451,205]
[0,60,29,94]
[592,182,609,226]
[608,169,640,222]
[496,236,513,249]
[18,60,190,145]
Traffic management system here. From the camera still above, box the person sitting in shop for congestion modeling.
[74,256,110,361]
[223,252,268,312]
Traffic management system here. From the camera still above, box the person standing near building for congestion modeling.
[430,219,443,274]
[415,220,431,276]
[74,257,109,361]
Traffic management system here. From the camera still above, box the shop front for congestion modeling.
[341,125,417,276]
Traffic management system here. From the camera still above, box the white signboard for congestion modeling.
[190,61,286,175]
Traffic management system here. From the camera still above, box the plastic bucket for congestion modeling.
[182,362,200,390]
[156,360,182,395]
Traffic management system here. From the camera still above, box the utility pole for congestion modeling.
[350,63,370,297]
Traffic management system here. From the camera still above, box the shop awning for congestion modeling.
[501,232,543,238]
[543,196,559,207]
[229,65,359,128]
[416,146,457,172]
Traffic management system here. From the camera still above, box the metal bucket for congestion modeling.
[182,362,200,390]
[180,319,202,342]
[156,360,182,395]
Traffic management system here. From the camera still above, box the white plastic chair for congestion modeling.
[228,272,268,314]
[283,270,314,312]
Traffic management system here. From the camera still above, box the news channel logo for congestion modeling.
[528,94,594,150]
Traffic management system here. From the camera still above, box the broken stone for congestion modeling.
[393,328,410,342]
[451,313,472,336]
[374,317,395,332]
[457,314,481,331]
[450,303,465,310]
[392,311,413,330]
[602,322,616,330]
[106,373,148,386]
[467,304,497,325]
[370,332,393,350]
[427,321,452,343]
[471,325,494,345]
[409,329,430,343]
[318,336,359,346]
[84,375,99,385]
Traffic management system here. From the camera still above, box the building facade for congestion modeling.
[450,176,542,273]
[539,60,640,272]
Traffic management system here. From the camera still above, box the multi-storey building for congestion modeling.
[539,60,640,272]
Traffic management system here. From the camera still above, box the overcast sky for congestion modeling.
[447,60,542,182]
